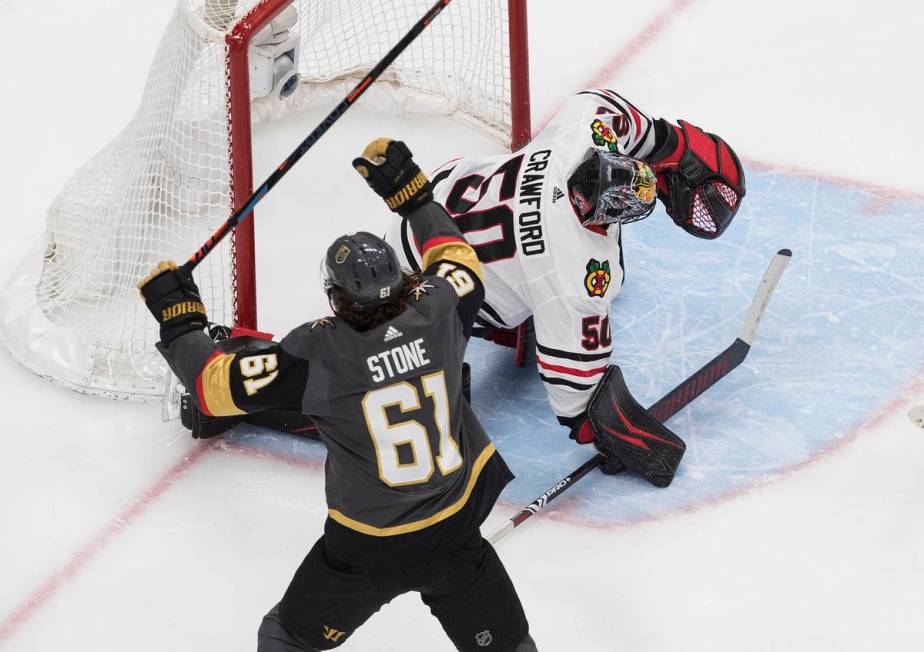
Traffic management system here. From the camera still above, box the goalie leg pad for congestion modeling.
[587,366,686,487]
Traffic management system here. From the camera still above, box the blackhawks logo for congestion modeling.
[584,259,611,297]
[590,115,630,152]
[590,118,619,152]
[633,161,657,204]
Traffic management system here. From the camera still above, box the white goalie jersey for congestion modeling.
[387,89,659,420]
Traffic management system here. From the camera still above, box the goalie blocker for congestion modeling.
[587,366,686,487]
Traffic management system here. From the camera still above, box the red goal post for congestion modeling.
[0,0,531,400]
[227,0,533,330]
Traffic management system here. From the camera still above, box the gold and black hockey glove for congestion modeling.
[138,261,208,346]
[352,138,432,216]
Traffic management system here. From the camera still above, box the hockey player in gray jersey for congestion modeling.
[138,139,536,651]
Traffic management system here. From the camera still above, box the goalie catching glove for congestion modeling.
[585,366,687,487]
[137,261,208,346]
[352,138,433,216]
[647,118,746,240]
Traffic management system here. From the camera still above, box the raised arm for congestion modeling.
[352,138,485,335]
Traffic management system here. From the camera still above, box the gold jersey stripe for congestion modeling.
[198,353,246,417]
[328,443,497,536]
[421,241,484,282]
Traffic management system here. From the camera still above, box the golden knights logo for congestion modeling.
[584,259,611,297]
[322,625,347,643]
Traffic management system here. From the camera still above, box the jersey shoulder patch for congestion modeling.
[280,317,340,360]
[407,276,459,316]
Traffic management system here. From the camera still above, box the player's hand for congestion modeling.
[137,261,208,346]
[352,138,432,216]
[563,414,627,474]
[646,118,745,240]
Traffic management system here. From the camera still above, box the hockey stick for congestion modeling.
[488,249,792,545]
[181,0,454,275]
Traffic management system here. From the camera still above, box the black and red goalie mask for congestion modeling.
[650,120,746,240]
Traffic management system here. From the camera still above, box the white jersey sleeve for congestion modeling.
[532,292,613,419]
[544,88,659,160]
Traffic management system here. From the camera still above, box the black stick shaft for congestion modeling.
[182,0,453,274]
[488,249,791,545]
[488,339,745,544]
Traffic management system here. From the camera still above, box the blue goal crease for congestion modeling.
[226,170,924,526]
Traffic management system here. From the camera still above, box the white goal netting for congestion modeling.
[0,0,520,400]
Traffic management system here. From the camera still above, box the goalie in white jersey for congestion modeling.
[387,88,745,450]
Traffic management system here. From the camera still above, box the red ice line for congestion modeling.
[4,0,922,641]
[0,442,214,644]
[531,0,697,136]
[549,369,924,532]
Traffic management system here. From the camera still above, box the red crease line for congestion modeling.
[0,442,214,644]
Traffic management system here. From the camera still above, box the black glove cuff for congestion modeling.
[647,118,679,163]
[161,318,208,347]
[391,171,433,216]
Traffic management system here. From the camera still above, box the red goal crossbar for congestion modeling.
[224,0,531,330]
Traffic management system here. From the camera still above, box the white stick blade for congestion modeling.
[738,249,792,345]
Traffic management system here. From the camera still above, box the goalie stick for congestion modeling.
[488,248,792,545]
[181,0,454,275]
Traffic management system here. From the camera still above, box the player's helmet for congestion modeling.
[322,232,404,313]
[567,150,657,227]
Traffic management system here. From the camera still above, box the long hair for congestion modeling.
[330,272,422,332]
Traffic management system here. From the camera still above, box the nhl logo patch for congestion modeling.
[335,245,350,264]
[584,259,611,297]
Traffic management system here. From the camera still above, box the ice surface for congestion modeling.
[2,1,924,651]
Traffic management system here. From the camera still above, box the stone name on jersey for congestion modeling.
[367,338,431,383]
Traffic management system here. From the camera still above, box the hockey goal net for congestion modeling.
[0,0,530,400]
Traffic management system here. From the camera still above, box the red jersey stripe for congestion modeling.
[536,357,608,378]
[421,235,466,255]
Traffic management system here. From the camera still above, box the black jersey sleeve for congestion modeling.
[158,331,308,417]
[406,200,485,335]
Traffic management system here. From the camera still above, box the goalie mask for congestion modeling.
[568,150,657,227]
[322,232,403,313]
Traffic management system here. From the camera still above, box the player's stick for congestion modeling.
[488,249,792,545]
[181,0,454,275]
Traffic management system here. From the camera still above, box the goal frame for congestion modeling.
[226,0,532,331]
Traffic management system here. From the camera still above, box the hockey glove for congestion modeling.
[352,138,433,216]
[586,366,686,487]
[138,261,208,346]
[646,118,745,240]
